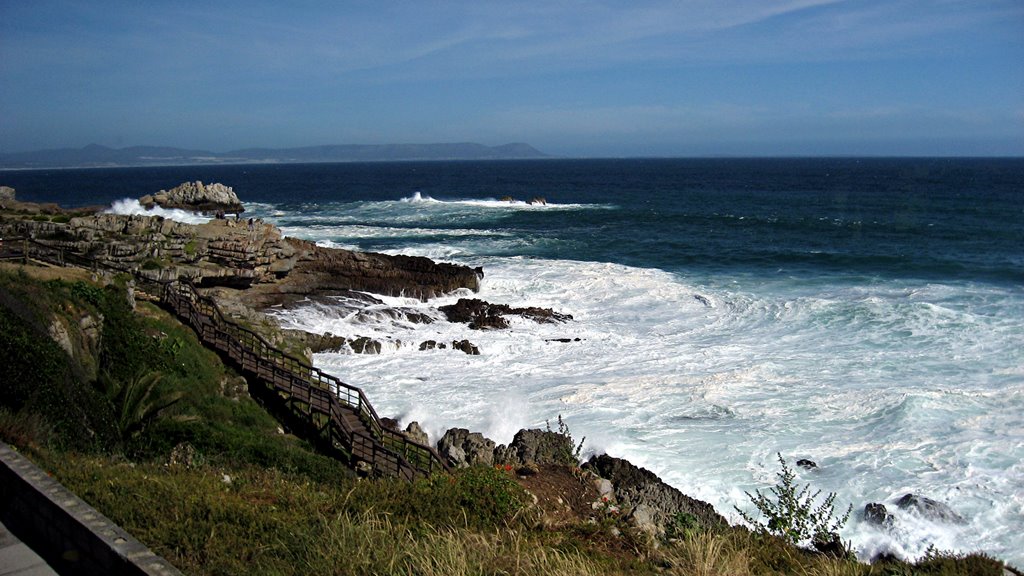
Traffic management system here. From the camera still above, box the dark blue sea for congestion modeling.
[4,158,1023,562]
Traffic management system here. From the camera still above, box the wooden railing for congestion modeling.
[3,236,448,480]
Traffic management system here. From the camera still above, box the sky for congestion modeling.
[1,1,1022,157]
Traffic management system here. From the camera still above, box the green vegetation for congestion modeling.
[735,453,853,551]
[0,266,1011,576]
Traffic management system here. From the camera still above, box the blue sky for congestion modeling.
[1,1,1022,157]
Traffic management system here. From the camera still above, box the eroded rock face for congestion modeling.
[0,186,15,203]
[583,454,727,534]
[141,181,244,214]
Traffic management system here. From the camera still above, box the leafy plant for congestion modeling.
[98,369,183,442]
[735,453,851,549]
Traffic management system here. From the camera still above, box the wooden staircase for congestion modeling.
[7,237,449,480]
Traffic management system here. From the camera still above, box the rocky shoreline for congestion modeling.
[0,182,734,541]
[1,183,1000,565]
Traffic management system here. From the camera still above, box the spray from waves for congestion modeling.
[105,198,212,225]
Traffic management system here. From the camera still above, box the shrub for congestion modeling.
[735,453,851,550]
[546,414,586,464]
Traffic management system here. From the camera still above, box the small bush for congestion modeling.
[735,453,852,550]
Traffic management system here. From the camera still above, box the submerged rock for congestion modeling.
[863,502,895,529]
[451,339,480,355]
[895,493,966,524]
[440,298,572,329]
[796,458,818,470]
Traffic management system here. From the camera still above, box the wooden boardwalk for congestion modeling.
[8,237,448,481]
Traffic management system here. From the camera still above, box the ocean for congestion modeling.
[4,158,1023,564]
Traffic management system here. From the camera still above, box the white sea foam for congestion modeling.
[255,194,1024,565]
[269,253,1024,564]
[400,191,596,210]
[105,198,212,225]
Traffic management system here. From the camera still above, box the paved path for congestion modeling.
[0,518,57,576]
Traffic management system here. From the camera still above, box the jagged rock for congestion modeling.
[0,186,14,203]
[451,339,480,355]
[494,429,576,467]
[440,298,572,329]
[583,454,728,536]
[796,459,818,470]
[403,421,429,446]
[500,196,515,202]
[437,428,496,468]
[144,181,244,214]
[528,197,547,205]
[419,340,447,351]
[380,418,400,432]
[864,503,895,529]
[895,494,966,524]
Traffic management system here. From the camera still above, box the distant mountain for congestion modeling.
[0,142,549,169]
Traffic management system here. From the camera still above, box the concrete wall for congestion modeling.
[0,443,181,575]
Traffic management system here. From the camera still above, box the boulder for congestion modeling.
[796,459,818,470]
[583,454,728,535]
[437,428,496,468]
[894,494,965,524]
[145,181,244,214]
[0,186,14,203]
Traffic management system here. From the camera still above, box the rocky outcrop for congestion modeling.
[439,298,572,329]
[403,421,429,446]
[494,429,576,467]
[438,428,496,468]
[0,186,15,204]
[140,181,244,214]
[583,454,728,535]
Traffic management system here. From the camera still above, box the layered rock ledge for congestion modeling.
[0,200,481,312]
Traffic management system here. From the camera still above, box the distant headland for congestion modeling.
[0,142,549,169]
